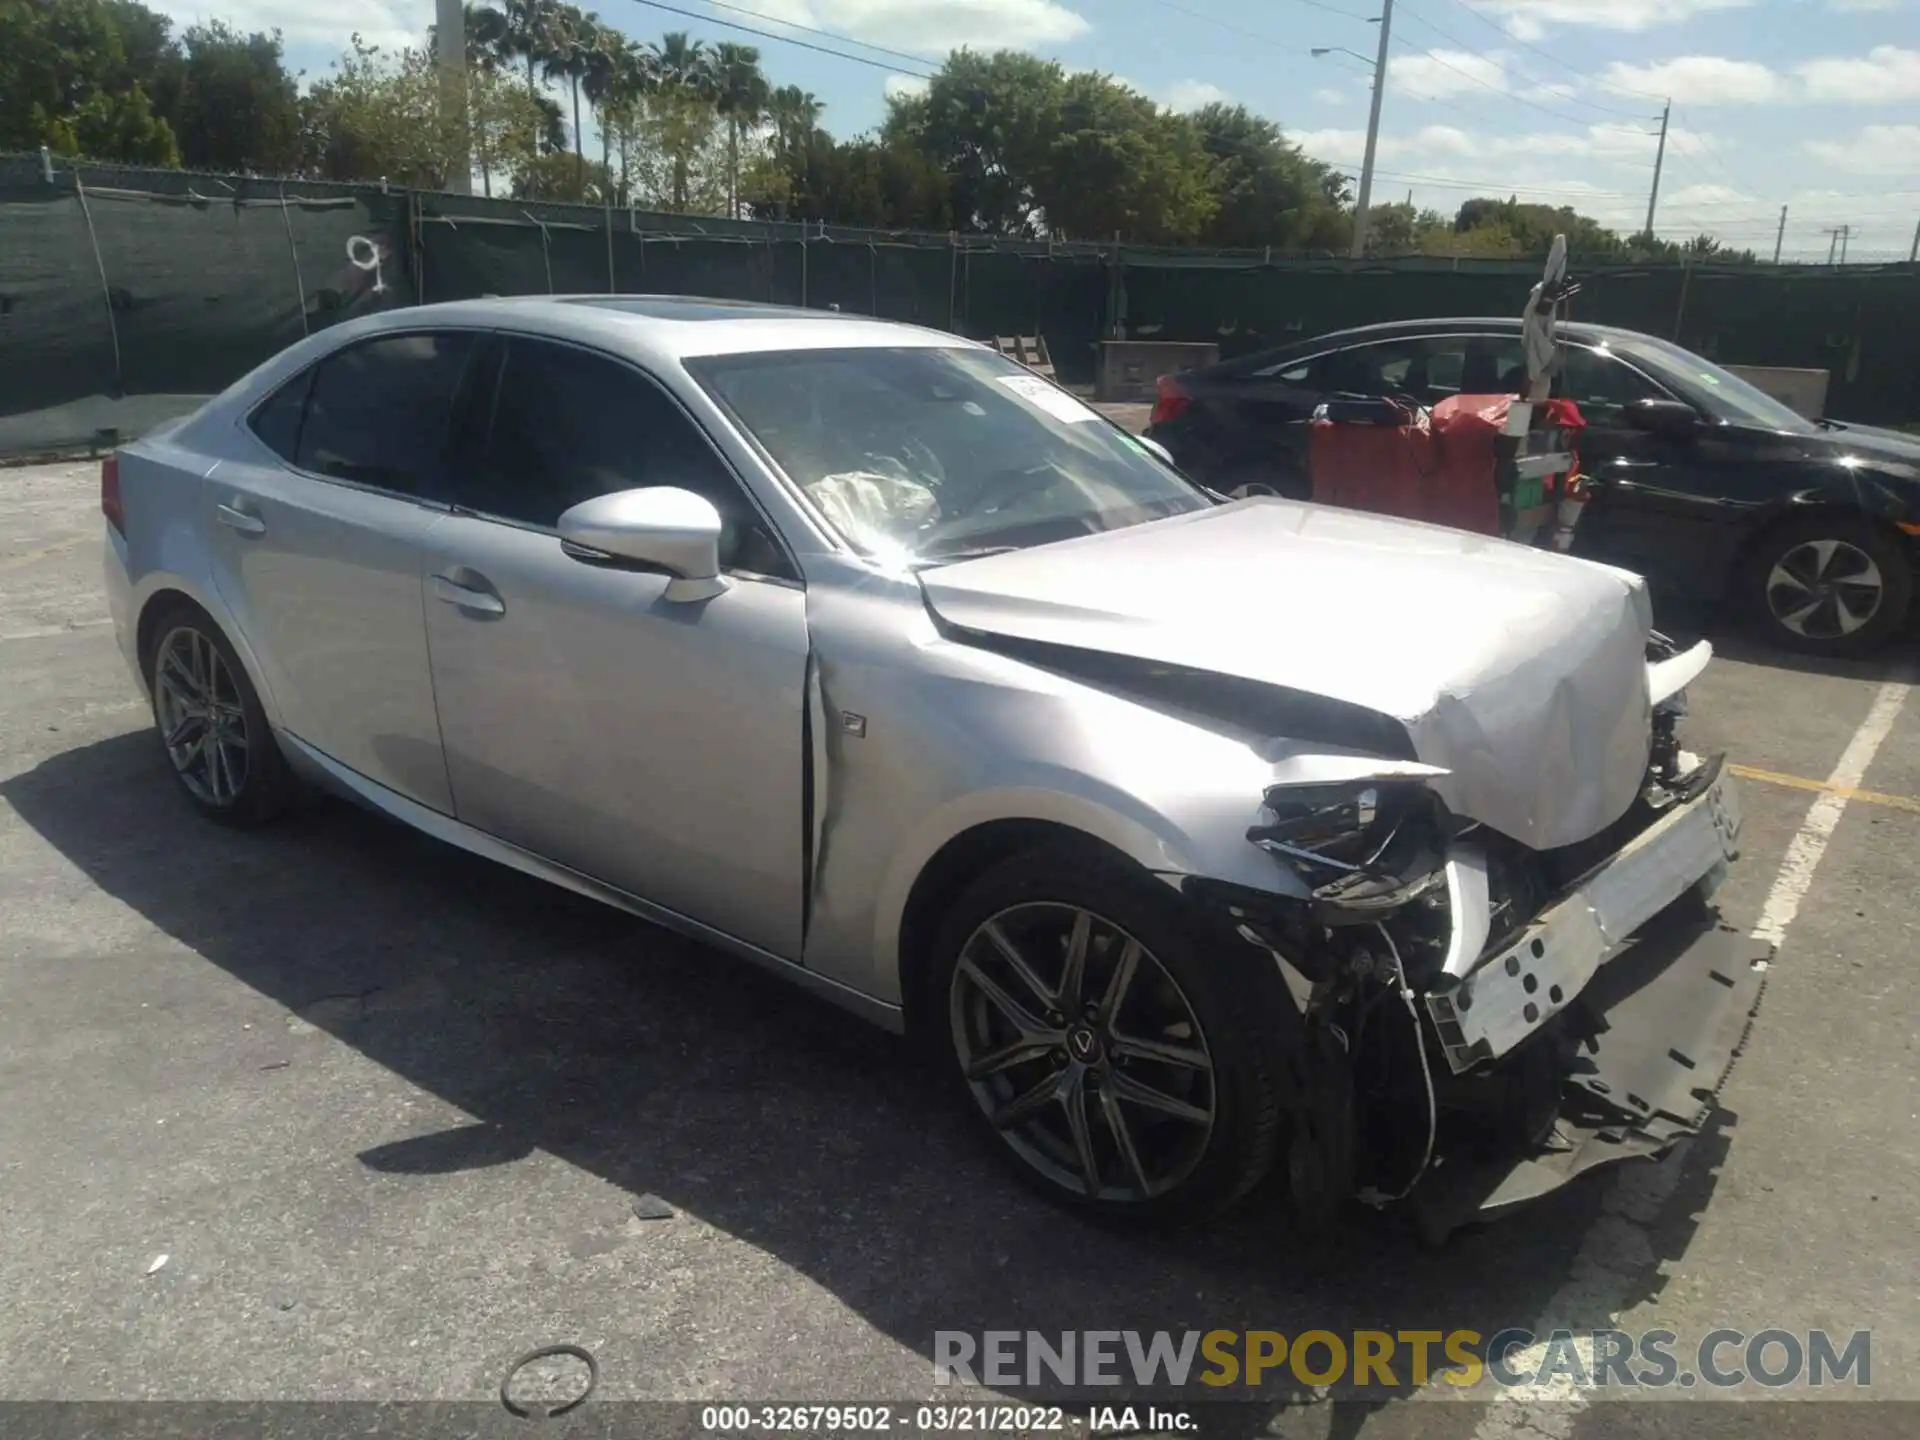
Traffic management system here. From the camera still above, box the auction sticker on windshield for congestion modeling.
[998,373,1099,422]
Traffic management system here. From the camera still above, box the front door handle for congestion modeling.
[215,502,266,536]
[431,573,506,616]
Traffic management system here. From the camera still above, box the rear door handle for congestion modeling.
[215,502,266,536]
[431,573,506,616]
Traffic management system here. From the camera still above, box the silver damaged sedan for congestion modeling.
[103,297,1767,1236]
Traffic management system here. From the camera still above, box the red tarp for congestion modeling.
[1308,395,1587,537]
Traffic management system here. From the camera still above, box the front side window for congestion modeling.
[689,346,1210,564]
[464,338,791,577]
[1557,344,1664,422]
[1611,336,1815,432]
[295,332,475,496]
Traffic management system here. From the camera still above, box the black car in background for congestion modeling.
[1146,317,1920,656]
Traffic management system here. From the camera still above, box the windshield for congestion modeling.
[1610,335,1815,433]
[689,346,1211,563]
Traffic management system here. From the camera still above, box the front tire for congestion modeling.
[1743,514,1913,656]
[144,606,295,826]
[926,845,1292,1223]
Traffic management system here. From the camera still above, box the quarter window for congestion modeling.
[294,332,475,496]
[247,366,311,463]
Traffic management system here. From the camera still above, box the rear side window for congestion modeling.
[248,367,312,462]
[294,332,475,496]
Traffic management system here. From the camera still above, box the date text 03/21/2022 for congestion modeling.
[700,1404,1150,1432]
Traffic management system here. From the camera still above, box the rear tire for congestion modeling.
[1741,513,1913,657]
[144,604,296,826]
[925,844,1292,1224]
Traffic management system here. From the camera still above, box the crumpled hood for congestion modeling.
[919,498,1655,850]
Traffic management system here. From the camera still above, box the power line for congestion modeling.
[611,0,936,76]
[1391,2,1650,119]
[1430,0,1671,102]
[1384,34,1657,132]
[689,0,935,69]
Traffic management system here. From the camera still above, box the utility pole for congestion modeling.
[1644,100,1670,238]
[1910,216,1920,263]
[1840,224,1851,264]
[1823,225,1846,266]
[435,0,471,195]
[1773,205,1787,264]
[1350,0,1396,259]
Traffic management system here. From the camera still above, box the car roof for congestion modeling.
[335,295,977,362]
[1210,316,1653,373]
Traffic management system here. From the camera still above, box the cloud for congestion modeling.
[1164,79,1230,111]
[1474,0,1751,32]
[883,73,929,100]
[1802,123,1920,174]
[1798,46,1920,104]
[1292,119,1718,171]
[1387,49,1506,101]
[1313,86,1347,105]
[1600,56,1785,105]
[1592,48,1920,108]
[732,0,1092,54]
[179,0,428,57]
[1829,0,1899,9]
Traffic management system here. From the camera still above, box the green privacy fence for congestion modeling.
[3,151,1917,457]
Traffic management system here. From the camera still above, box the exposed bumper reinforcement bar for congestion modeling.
[1409,907,1769,1242]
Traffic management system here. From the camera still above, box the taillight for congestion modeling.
[1150,374,1192,427]
[101,453,125,536]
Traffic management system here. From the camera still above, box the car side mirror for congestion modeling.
[1623,397,1701,437]
[558,487,729,602]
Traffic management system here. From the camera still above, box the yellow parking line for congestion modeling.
[1728,762,1920,816]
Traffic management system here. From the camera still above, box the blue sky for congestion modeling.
[174,0,1920,259]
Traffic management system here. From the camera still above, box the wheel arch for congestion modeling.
[133,580,283,729]
[894,817,1142,1040]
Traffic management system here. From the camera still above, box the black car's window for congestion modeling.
[1557,344,1664,422]
[1257,358,1314,383]
[1320,338,1431,398]
[248,366,312,463]
[467,338,792,579]
[295,332,474,496]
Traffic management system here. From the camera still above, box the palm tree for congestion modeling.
[496,0,559,105]
[651,31,712,94]
[541,5,601,167]
[465,3,513,72]
[584,32,649,193]
[711,42,769,219]
[649,32,714,211]
[768,84,823,156]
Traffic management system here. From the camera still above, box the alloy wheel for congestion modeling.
[1765,538,1884,641]
[948,902,1216,1202]
[154,626,250,807]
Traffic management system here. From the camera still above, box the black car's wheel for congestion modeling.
[927,845,1290,1222]
[144,604,296,826]
[1742,514,1914,656]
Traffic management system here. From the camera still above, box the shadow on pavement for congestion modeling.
[2,730,1734,1419]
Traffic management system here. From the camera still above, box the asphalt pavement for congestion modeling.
[2,458,1917,1437]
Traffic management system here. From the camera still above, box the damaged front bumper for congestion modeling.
[1427,753,1746,1073]
[1409,906,1768,1241]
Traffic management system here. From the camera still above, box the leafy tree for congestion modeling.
[512,150,614,202]
[1028,73,1216,243]
[299,35,475,188]
[1191,103,1348,251]
[0,0,183,163]
[885,49,1065,234]
[163,21,300,173]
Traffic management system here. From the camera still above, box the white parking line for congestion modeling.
[1466,668,1912,1437]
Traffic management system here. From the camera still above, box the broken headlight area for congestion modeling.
[1247,780,1450,923]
